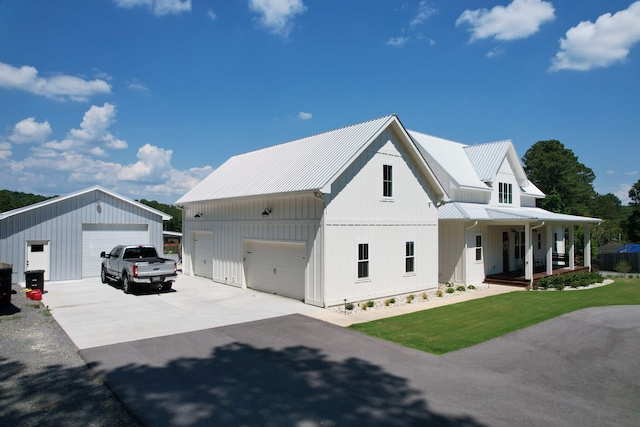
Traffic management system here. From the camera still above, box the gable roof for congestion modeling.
[176,115,446,204]
[0,186,171,221]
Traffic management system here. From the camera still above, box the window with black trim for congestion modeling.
[405,241,415,273]
[383,165,393,198]
[475,235,483,261]
[515,231,525,260]
[499,182,513,204]
[358,243,369,279]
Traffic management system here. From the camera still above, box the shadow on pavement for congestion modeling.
[87,343,483,427]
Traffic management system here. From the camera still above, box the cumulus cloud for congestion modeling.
[549,2,640,71]
[44,103,127,155]
[297,111,312,120]
[207,9,217,21]
[114,0,191,16]
[249,0,307,38]
[0,62,111,102]
[456,0,555,42]
[118,144,172,182]
[9,117,52,144]
[0,142,11,160]
[386,37,409,48]
[410,1,437,28]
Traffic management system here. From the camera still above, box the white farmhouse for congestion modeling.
[410,131,601,288]
[176,115,446,307]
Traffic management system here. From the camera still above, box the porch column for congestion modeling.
[568,225,575,270]
[546,225,553,275]
[584,225,591,271]
[524,223,532,281]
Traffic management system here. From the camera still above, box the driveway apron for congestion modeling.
[79,307,640,427]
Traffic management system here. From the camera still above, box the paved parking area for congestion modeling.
[42,274,318,349]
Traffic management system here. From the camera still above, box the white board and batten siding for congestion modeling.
[322,126,440,306]
[182,194,324,306]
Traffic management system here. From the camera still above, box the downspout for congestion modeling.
[529,221,545,289]
[464,221,479,286]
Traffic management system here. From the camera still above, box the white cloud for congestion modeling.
[0,62,111,102]
[114,0,191,16]
[297,111,312,120]
[44,103,127,155]
[9,117,52,144]
[386,37,409,48]
[118,144,172,182]
[486,46,505,58]
[626,171,639,175]
[456,0,555,42]
[616,183,632,206]
[249,0,307,38]
[410,1,437,28]
[0,142,11,160]
[606,170,616,174]
[128,81,149,92]
[207,9,217,21]
[549,2,640,71]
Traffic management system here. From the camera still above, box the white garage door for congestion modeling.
[193,231,214,279]
[244,240,306,300]
[82,224,149,278]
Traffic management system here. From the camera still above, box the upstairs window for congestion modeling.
[358,243,369,279]
[383,165,393,198]
[499,182,513,204]
[405,242,415,273]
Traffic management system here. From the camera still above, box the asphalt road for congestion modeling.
[80,306,640,427]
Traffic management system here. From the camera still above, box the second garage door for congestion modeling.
[244,240,306,300]
[82,224,149,278]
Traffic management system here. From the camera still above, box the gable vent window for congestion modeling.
[383,165,393,198]
[499,182,513,204]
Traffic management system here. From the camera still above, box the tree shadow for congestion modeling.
[88,342,485,426]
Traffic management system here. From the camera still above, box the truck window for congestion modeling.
[123,247,158,259]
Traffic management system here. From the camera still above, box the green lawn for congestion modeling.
[349,278,640,355]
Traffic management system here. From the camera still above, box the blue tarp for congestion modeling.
[618,244,640,253]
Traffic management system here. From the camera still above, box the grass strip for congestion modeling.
[349,278,640,355]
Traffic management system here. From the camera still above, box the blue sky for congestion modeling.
[1,0,639,205]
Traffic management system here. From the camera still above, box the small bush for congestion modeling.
[614,260,632,275]
[446,287,455,294]
[345,303,354,311]
[445,282,454,288]
[421,292,428,300]
[366,300,375,308]
[389,298,396,304]
[384,299,391,306]
[436,290,443,297]
[406,294,415,303]
[361,303,368,310]
[456,286,466,292]
[467,285,476,290]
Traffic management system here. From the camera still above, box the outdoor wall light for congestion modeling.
[261,208,272,217]
[194,212,202,218]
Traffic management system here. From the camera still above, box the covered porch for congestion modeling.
[485,265,591,287]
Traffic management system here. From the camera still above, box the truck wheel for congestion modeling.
[122,274,134,294]
[162,282,172,291]
[101,267,108,284]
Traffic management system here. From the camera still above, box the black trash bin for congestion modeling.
[0,263,11,307]
[24,270,45,293]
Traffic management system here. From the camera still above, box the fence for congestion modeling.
[595,253,640,273]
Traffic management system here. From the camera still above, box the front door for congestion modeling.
[502,232,509,273]
[26,240,50,280]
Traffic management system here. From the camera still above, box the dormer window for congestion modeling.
[499,182,513,204]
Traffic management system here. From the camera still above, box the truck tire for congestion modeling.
[162,282,172,291]
[122,273,134,294]
[101,267,108,284]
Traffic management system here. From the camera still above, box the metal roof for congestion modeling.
[439,202,601,224]
[0,186,171,221]
[176,115,445,204]
[464,140,511,181]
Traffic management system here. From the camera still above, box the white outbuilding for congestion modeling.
[176,115,446,307]
[0,186,170,284]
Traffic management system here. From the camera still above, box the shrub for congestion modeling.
[446,287,455,294]
[406,294,415,303]
[536,271,602,290]
[445,282,454,288]
[421,292,428,299]
[456,286,466,292]
[366,300,375,308]
[614,260,632,275]
[345,303,354,311]
[468,285,476,290]
[384,299,391,306]
[389,298,396,304]
[361,303,368,310]
[436,290,443,297]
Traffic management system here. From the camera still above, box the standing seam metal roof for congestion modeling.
[176,115,398,204]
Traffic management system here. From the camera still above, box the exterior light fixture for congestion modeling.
[261,208,272,217]
[194,212,202,218]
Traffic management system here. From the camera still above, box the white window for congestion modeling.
[515,231,525,260]
[358,243,369,279]
[405,241,415,273]
[383,165,393,198]
[475,235,483,261]
[499,182,513,204]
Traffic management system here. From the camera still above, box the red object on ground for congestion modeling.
[29,289,42,300]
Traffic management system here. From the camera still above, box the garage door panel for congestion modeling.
[245,240,305,300]
[82,224,149,278]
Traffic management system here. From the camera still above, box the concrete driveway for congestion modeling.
[79,306,640,427]
[42,274,319,349]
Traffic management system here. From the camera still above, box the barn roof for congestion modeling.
[0,186,171,221]
[176,115,446,204]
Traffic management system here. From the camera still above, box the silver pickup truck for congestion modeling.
[100,245,177,294]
